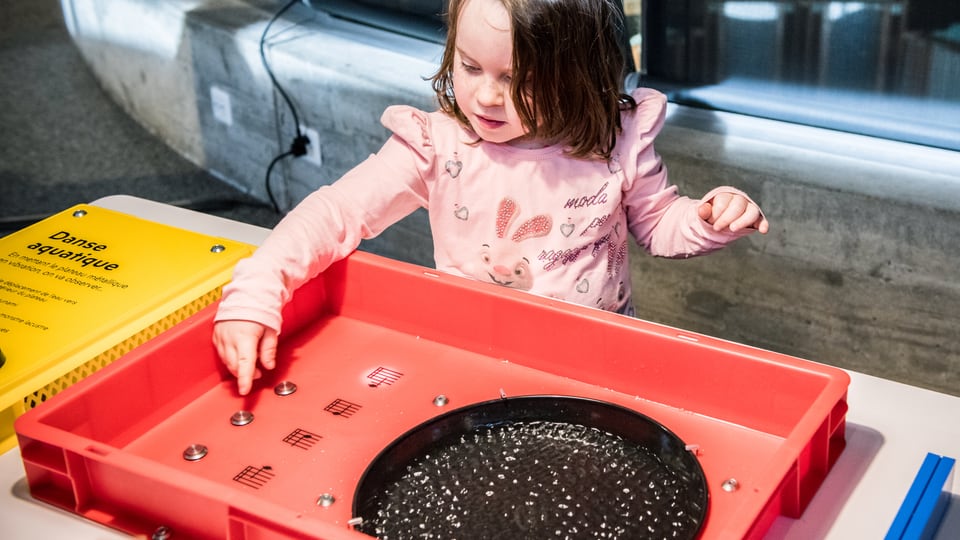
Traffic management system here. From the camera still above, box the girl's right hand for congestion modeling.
[212,320,278,396]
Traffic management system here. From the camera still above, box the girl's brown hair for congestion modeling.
[431,0,637,160]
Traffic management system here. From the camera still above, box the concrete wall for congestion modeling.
[60,0,960,395]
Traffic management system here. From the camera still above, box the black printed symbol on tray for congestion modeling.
[324,398,362,418]
[283,428,321,450]
[233,465,274,489]
[367,367,403,387]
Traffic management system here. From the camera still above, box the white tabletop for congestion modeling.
[2,196,957,539]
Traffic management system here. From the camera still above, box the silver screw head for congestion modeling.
[317,493,336,507]
[182,444,208,461]
[274,380,297,396]
[230,410,254,426]
[721,478,740,492]
[433,394,449,407]
[72,209,88,218]
[210,244,226,253]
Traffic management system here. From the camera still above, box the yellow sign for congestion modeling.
[0,205,254,450]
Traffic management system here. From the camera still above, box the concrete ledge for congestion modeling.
[61,0,960,395]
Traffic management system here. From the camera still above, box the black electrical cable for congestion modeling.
[264,150,296,213]
[260,0,311,213]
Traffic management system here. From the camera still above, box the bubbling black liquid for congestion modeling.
[362,420,705,539]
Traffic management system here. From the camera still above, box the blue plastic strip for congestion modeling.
[905,456,955,540]
[886,453,956,540]
[886,453,941,540]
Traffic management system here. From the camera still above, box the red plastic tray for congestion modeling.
[15,251,849,539]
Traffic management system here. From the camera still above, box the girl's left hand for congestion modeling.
[699,192,769,234]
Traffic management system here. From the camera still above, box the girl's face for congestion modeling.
[452,0,529,145]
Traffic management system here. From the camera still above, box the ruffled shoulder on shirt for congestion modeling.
[381,105,435,149]
[612,88,669,184]
[378,104,448,177]
[383,105,480,177]
[380,105,477,179]
[620,88,668,146]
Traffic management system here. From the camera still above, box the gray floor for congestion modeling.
[0,0,284,237]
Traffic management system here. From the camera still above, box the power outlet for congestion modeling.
[300,125,322,166]
[210,85,233,126]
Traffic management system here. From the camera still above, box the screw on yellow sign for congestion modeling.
[0,205,254,451]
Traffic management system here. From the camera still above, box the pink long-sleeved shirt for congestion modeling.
[215,88,755,331]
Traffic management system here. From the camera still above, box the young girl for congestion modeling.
[214,0,768,395]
